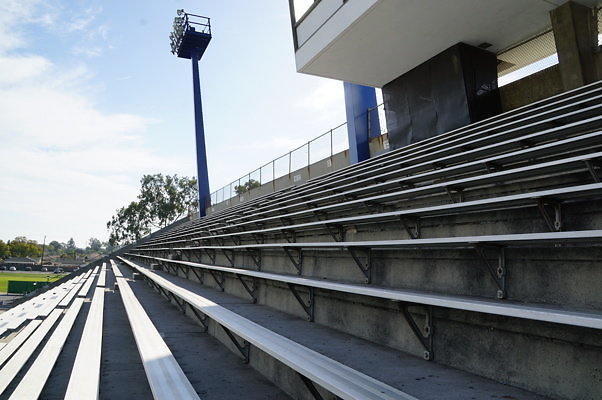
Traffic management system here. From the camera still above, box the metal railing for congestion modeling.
[210,122,350,205]
[209,102,387,206]
[368,103,387,138]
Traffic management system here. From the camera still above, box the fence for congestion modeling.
[210,103,387,205]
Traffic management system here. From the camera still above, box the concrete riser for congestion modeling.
[147,261,601,400]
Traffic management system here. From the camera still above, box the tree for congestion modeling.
[47,241,63,255]
[107,174,198,245]
[7,236,42,258]
[88,238,102,252]
[235,179,261,195]
[0,240,10,260]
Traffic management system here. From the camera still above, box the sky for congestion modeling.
[0,0,348,248]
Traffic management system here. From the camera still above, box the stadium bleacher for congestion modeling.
[0,80,599,399]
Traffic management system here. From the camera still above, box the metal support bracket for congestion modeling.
[400,216,420,239]
[236,274,258,303]
[312,209,328,221]
[473,244,506,299]
[281,229,297,243]
[325,223,346,242]
[445,186,464,203]
[187,303,209,332]
[347,247,372,283]
[252,232,265,244]
[168,291,187,314]
[280,216,293,226]
[400,303,434,361]
[232,235,242,246]
[203,248,217,264]
[584,159,601,183]
[208,270,225,291]
[190,267,204,285]
[222,326,250,363]
[248,248,262,270]
[299,374,325,400]
[535,198,562,231]
[283,247,304,275]
[287,283,315,321]
[484,161,502,173]
[222,249,235,267]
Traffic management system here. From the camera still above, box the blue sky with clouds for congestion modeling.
[0,0,348,247]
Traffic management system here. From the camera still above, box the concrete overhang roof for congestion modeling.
[295,0,601,87]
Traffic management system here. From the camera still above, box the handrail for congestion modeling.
[209,104,387,207]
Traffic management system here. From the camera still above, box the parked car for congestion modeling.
[41,267,48,272]
[9,266,16,271]
[0,266,6,270]
[53,268,63,274]
[25,266,32,271]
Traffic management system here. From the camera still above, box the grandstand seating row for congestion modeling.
[123,80,602,399]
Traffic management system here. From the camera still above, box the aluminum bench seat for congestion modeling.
[303,83,602,191]
[57,274,87,308]
[289,123,602,207]
[0,308,64,395]
[218,152,602,230]
[256,109,601,212]
[142,135,602,247]
[118,257,419,400]
[111,261,201,400]
[183,183,602,243]
[142,148,602,249]
[97,263,107,287]
[0,278,79,336]
[143,108,602,246]
[146,230,602,253]
[0,320,42,367]
[8,298,84,399]
[77,265,100,297]
[64,286,105,399]
[125,254,602,330]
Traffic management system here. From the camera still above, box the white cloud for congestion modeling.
[0,1,178,246]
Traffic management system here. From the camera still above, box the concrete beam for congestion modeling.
[550,1,599,90]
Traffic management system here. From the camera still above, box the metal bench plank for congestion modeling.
[191,183,602,242]
[0,320,42,367]
[113,262,201,400]
[9,298,84,399]
[119,257,419,400]
[134,255,602,330]
[97,263,107,287]
[0,308,63,396]
[64,287,105,400]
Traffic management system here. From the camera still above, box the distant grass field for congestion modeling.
[0,272,65,293]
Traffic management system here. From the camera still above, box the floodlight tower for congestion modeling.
[170,10,212,217]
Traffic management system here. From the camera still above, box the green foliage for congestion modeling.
[47,241,63,254]
[7,236,42,258]
[0,240,9,260]
[88,238,102,252]
[107,174,199,246]
[235,179,261,195]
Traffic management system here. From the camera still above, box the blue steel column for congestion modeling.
[191,49,210,216]
[344,82,380,164]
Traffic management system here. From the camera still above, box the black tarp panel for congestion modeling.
[383,43,500,149]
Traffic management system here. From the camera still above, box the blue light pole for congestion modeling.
[170,10,212,216]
